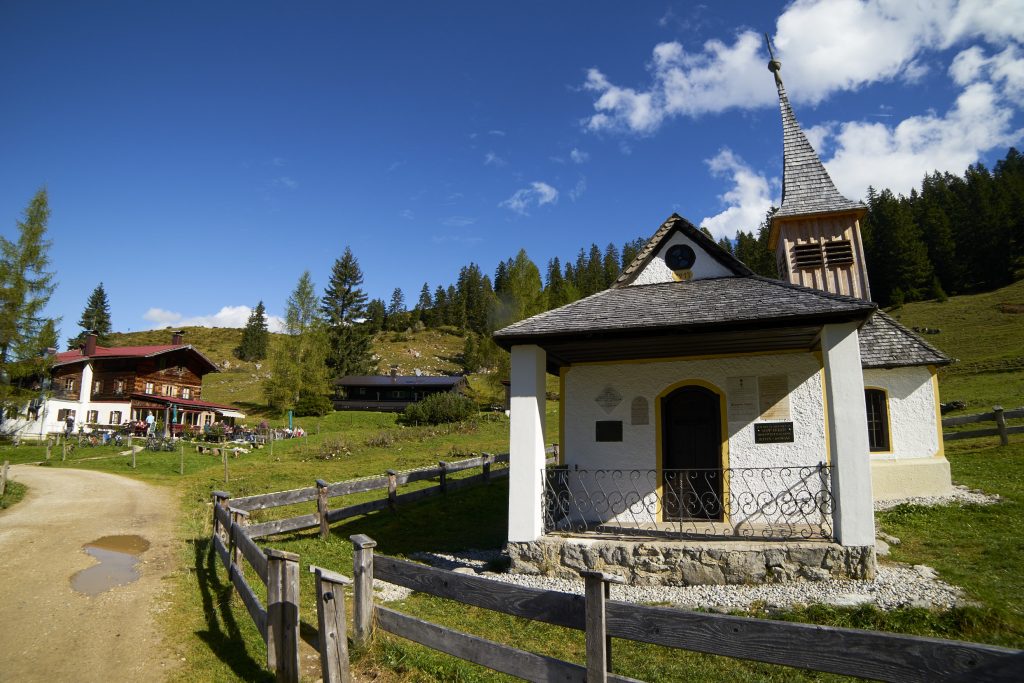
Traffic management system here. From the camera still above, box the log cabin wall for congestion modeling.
[130,351,206,399]
[52,364,85,400]
[774,211,870,300]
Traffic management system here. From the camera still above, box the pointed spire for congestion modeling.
[766,36,864,220]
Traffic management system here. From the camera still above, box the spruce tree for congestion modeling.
[387,287,408,331]
[365,298,386,334]
[0,189,58,420]
[236,301,269,361]
[68,283,112,348]
[321,247,374,378]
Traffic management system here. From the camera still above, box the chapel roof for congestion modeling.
[858,310,951,368]
[769,57,865,221]
[493,273,876,344]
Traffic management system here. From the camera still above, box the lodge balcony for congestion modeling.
[542,464,835,542]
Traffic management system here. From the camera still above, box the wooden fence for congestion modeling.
[339,534,1024,683]
[211,491,301,683]
[207,449,538,681]
[943,406,1024,445]
[228,451,521,540]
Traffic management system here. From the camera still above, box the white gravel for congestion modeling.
[874,483,1000,511]
[384,488,1000,612]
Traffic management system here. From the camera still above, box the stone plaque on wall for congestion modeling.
[758,374,790,421]
[630,396,649,425]
[726,376,758,423]
[595,385,622,414]
[754,422,794,443]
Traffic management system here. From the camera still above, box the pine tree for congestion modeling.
[414,283,432,325]
[321,248,374,379]
[387,287,408,331]
[68,283,112,348]
[602,243,621,287]
[0,189,59,421]
[365,298,386,334]
[236,301,269,361]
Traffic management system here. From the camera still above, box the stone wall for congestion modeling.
[506,537,876,586]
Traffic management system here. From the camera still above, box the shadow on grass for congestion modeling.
[327,478,510,556]
[191,537,273,682]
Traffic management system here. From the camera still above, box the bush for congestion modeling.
[294,393,333,417]
[401,391,477,425]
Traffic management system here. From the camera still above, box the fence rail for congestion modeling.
[942,406,1023,445]
[342,535,1023,683]
[544,465,834,541]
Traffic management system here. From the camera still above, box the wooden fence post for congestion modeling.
[350,534,377,648]
[316,478,330,540]
[45,440,51,460]
[581,570,625,682]
[211,490,230,540]
[553,443,560,464]
[230,507,249,572]
[439,460,448,494]
[223,449,229,485]
[482,453,492,482]
[0,460,8,497]
[311,565,353,683]
[62,442,67,461]
[386,470,397,510]
[994,406,1009,446]
[266,548,300,683]
[180,444,184,475]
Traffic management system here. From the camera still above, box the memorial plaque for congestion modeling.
[758,374,790,421]
[596,420,623,442]
[727,376,758,423]
[630,396,649,425]
[754,422,795,444]
[595,385,622,414]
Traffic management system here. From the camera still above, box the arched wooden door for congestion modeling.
[661,385,723,521]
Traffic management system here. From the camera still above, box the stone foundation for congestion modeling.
[506,537,876,586]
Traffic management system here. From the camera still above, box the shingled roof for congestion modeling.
[858,310,951,368]
[494,275,876,344]
[769,59,865,221]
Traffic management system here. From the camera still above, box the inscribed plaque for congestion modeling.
[595,386,622,414]
[754,422,794,443]
[630,396,649,425]
[758,374,790,421]
[726,376,758,423]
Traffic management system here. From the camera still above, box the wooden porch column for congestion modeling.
[821,322,875,547]
[508,344,547,543]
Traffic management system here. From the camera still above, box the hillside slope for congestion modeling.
[104,326,467,410]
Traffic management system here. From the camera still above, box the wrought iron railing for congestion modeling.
[543,465,834,541]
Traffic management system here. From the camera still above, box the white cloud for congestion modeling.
[399,209,415,220]
[143,305,285,333]
[582,0,1024,133]
[484,151,507,167]
[823,81,1022,198]
[442,215,476,227]
[569,177,587,202]
[488,129,506,136]
[499,181,559,215]
[569,148,590,164]
[699,149,777,240]
[272,176,298,189]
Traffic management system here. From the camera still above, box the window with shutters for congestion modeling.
[791,243,824,269]
[824,240,854,266]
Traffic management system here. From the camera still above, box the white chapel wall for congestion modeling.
[862,366,940,460]
[630,231,735,286]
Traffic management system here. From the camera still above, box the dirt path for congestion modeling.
[0,465,179,682]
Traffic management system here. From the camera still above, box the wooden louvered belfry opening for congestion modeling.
[791,239,854,270]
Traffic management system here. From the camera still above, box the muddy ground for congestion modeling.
[0,465,179,682]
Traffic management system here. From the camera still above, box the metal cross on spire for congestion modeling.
[765,33,783,88]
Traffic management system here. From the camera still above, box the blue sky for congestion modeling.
[2,1,1022,338]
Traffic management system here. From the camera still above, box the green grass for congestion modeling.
[0,480,26,509]
[888,279,1024,413]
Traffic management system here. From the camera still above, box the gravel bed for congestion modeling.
[874,484,1000,511]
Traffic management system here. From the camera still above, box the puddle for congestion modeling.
[70,535,151,596]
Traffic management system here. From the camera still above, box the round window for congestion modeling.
[665,244,696,270]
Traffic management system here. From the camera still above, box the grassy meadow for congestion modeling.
[0,281,1021,680]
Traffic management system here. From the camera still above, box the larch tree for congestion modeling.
[321,247,374,378]
[236,300,269,361]
[0,189,59,421]
[67,282,112,349]
[265,272,330,412]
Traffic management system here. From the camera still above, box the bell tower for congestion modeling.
[767,40,871,301]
